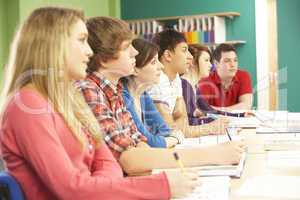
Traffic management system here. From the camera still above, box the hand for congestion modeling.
[193,108,204,118]
[165,170,200,199]
[244,111,255,117]
[208,117,230,135]
[211,141,246,165]
[136,142,150,148]
[169,130,185,144]
[165,137,179,148]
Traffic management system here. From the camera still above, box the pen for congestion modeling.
[173,152,186,174]
[207,113,218,120]
[226,128,232,141]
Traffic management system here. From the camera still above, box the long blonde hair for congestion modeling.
[0,7,103,147]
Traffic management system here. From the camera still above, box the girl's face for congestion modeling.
[65,19,93,80]
[135,54,164,85]
[197,51,212,78]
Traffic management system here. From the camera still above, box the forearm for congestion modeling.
[119,146,219,175]
[175,117,210,138]
[214,101,251,112]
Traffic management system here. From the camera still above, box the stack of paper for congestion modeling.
[264,137,300,151]
[173,176,230,200]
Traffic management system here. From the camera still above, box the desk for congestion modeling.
[230,129,300,200]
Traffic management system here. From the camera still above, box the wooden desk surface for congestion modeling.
[229,129,300,200]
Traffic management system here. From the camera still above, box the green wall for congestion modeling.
[0,0,120,88]
[0,0,6,79]
[277,0,300,112]
[18,0,120,21]
[121,0,257,107]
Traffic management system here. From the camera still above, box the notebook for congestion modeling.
[172,176,230,200]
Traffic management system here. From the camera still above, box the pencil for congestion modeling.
[173,152,186,174]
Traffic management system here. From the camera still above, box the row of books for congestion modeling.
[128,16,226,44]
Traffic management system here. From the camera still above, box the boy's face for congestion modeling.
[215,51,238,80]
[103,40,138,77]
[169,42,193,75]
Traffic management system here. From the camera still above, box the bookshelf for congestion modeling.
[125,12,246,47]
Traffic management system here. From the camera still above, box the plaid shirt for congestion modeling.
[76,72,147,159]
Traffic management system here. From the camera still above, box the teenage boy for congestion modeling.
[198,44,253,111]
[149,29,229,137]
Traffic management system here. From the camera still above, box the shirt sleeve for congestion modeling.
[197,79,213,105]
[239,70,253,96]
[181,78,197,118]
[143,93,172,141]
[78,82,146,159]
[122,90,167,148]
[3,93,170,200]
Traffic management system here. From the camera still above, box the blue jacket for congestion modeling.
[122,83,170,148]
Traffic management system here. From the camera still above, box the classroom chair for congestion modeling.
[0,171,25,200]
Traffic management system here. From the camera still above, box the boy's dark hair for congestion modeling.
[152,29,186,60]
[212,43,237,62]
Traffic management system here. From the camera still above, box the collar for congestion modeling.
[87,71,123,97]
[161,72,180,86]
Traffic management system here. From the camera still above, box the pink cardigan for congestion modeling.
[0,88,170,200]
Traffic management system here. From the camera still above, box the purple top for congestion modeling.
[181,78,245,126]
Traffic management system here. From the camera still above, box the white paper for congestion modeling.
[264,135,300,151]
[173,176,230,200]
[228,116,260,128]
[267,151,300,168]
[237,175,300,199]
